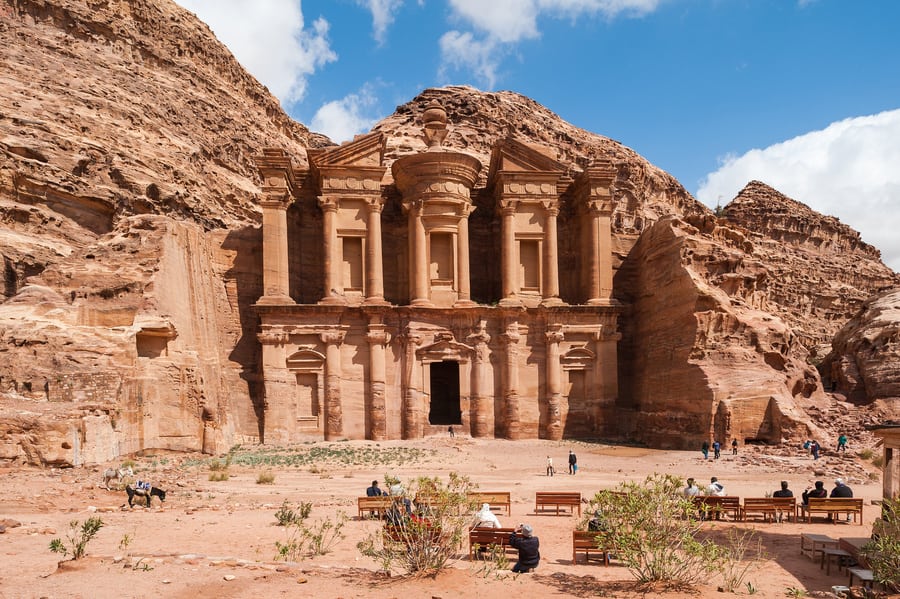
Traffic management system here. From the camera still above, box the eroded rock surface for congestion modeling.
[1,0,898,464]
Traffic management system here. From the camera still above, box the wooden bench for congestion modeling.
[799,498,864,525]
[693,495,742,520]
[384,523,442,547]
[535,492,582,516]
[468,527,517,559]
[741,496,797,522]
[467,491,512,516]
[572,530,611,565]
[357,495,394,519]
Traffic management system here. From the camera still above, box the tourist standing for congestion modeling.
[713,440,721,460]
[701,440,710,460]
[546,455,554,477]
[448,425,455,438]
[568,450,577,475]
[731,438,738,455]
[811,440,820,460]
[837,433,848,452]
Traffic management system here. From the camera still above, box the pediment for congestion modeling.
[488,137,567,180]
[308,132,386,171]
[416,338,475,362]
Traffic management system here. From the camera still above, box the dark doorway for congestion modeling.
[429,361,461,425]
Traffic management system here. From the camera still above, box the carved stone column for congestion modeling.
[401,331,424,439]
[318,197,344,304]
[257,328,291,443]
[541,203,562,305]
[321,330,345,440]
[501,322,522,439]
[455,206,474,306]
[254,149,297,305]
[366,324,391,440]
[408,201,431,306]
[467,321,492,437]
[365,198,387,304]
[499,201,520,306]
[573,161,617,305]
[545,325,564,440]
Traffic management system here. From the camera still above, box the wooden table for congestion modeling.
[800,533,838,560]
[821,547,852,575]
[838,536,870,566]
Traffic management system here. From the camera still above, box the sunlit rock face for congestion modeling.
[1,0,897,465]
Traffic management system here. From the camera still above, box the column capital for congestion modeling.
[365,197,386,214]
[400,330,424,347]
[257,329,289,345]
[259,190,292,210]
[320,330,346,345]
[545,325,565,344]
[467,320,492,346]
[540,200,560,217]
[366,326,391,346]
[499,199,518,215]
[317,195,338,212]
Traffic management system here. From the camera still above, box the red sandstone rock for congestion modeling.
[1,0,897,464]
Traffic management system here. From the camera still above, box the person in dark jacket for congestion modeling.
[568,450,577,475]
[366,480,385,496]
[831,478,853,498]
[773,481,793,497]
[509,523,540,573]
[801,480,827,505]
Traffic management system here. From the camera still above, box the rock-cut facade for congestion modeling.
[255,102,622,442]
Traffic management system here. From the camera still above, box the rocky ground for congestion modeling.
[0,436,892,599]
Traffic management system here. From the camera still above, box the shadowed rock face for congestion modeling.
[824,288,900,418]
[1,0,897,464]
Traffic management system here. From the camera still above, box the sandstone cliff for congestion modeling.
[824,288,900,416]
[1,0,897,464]
[0,0,324,464]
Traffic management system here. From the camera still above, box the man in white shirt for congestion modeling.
[683,477,700,496]
[707,476,726,496]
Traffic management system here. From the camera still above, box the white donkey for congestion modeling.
[102,466,133,490]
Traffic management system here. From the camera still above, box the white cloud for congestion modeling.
[175,0,336,105]
[356,0,404,44]
[441,0,660,88]
[439,31,501,88]
[697,109,900,272]
[310,87,381,143]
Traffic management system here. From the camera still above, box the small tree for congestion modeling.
[357,472,477,575]
[862,497,900,591]
[49,517,104,560]
[585,474,761,588]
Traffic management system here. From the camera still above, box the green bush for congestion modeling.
[275,500,312,527]
[357,472,477,575]
[49,517,104,560]
[274,502,347,560]
[585,474,763,589]
[858,448,874,460]
[862,498,900,591]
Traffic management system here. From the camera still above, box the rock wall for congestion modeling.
[617,216,820,448]
[824,287,900,418]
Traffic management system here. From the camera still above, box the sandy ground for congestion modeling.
[0,437,889,599]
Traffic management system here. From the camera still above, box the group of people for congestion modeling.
[682,476,853,505]
[472,502,539,573]
[700,439,739,460]
[801,434,849,460]
[546,450,579,476]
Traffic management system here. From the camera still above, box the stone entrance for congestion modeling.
[428,361,461,426]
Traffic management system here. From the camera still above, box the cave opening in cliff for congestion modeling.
[428,361,461,425]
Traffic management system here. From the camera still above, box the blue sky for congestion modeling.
[175,0,900,271]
